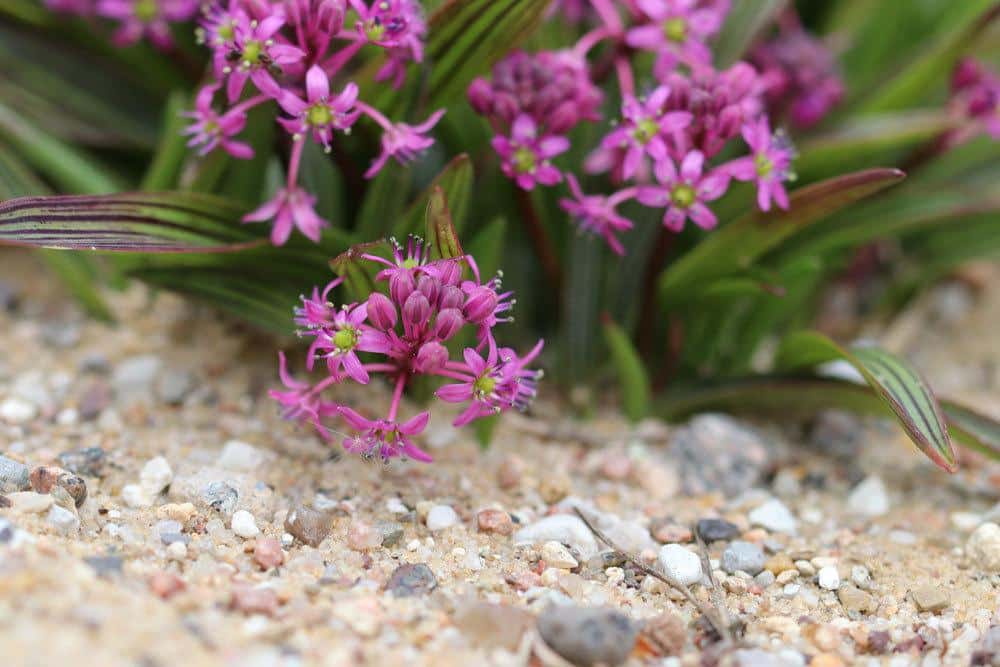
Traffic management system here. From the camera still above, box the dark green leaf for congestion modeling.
[141,91,190,191]
[713,0,786,66]
[394,154,473,238]
[355,163,412,241]
[425,186,464,260]
[474,414,500,450]
[775,330,956,472]
[466,216,506,282]
[602,316,651,422]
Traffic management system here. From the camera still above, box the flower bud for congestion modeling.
[366,292,397,330]
[548,100,580,134]
[463,286,498,324]
[439,285,464,310]
[434,308,465,341]
[467,78,495,114]
[402,291,431,327]
[414,341,448,373]
[389,270,415,305]
[416,274,440,305]
[435,259,462,287]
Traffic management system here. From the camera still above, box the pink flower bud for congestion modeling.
[439,285,464,310]
[366,292,397,330]
[390,271,415,305]
[414,341,448,373]
[435,260,462,287]
[548,101,580,134]
[463,286,498,324]
[953,59,985,92]
[467,78,495,114]
[434,308,465,341]
[402,291,431,326]
[417,274,440,305]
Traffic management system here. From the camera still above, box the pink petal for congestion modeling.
[340,406,374,430]
[305,64,329,102]
[724,156,756,181]
[271,208,295,245]
[243,195,284,222]
[625,25,664,50]
[636,186,669,208]
[342,352,370,384]
[654,157,678,185]
[436,383,472,403]
[680,150,704,182]
[698,170,731,201]
[663,207,687,231]
[463,347,487,374]
[689,203,718,230]
[538,135,570,158]
[511,114,537,143]
[660,111,693,132]
[400,411,430,435]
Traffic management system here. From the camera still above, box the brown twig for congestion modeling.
[694,525,738,641]
[572,507,734,644]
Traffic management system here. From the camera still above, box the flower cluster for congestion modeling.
[949,59,1000,142]
[468,1,819,254]
[45,0,200,49]
[272,238,544,463]
[184,0,444,245]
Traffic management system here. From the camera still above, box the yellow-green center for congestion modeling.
[670,183,696,208]
[402,258,419,269]
[365,19,386,42]
[333,326,359,352]
[242,40,262,64]
[754,153,773,178]
[307,104,332,126]
[217,22,235,42]
[135,0,158,22]
[663,17,687,43]
[631,118,659,145]
[473,374,497,397]
[513,146,536,173]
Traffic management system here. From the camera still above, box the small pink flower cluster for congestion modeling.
[186,0,444,245]
[44,0,200,50]
[272,238,543,463]
[950,59,1000,142]
[468,1,833,255]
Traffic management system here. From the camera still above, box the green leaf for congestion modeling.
[775,331,956,472]
[466,216,507,282]
[0,192,263,252]
[602,316,651,422]
[713,0,786,66]
[141,91,190,191]
[425,186,464,260]
[659,168,905,304]
[355,163,412,241]
[394,154,473,238]
[474,414,500,450]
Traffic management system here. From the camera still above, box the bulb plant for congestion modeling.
[0,0,998,468]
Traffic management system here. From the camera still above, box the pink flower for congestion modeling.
[183,84,254,159]
[224,14,305,102]
[268,352,341,435]
[725,117,794,211]
[286,0,346,57]
[277,65,360,150]
[339,408,432,462]
[949,59,1000,140]
[363,108,445,178]
[637,150,730,231]
[307,302,382,383]
[626,0,725,77]
[560,175,635,255]
[592,86,692,180]
[96,0,199,49]
[350,0,425,59]
[492,114,570,190]
[243,186,329,245]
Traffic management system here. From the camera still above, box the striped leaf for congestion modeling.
[425,186,464,260]
[0,192,265,252]
[775,330,957,472]
[394,154,474,238]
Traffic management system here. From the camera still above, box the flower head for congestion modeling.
[560,175,635,255]
[340,409,432,462]
[725,117,795,211]
[278,66,360,149]
[626,0,725,77]
[96,0,199,49]
[223,14,305,102]
[364,108,445,178]
[637,150,730,231]
[243,186,329,245]
[183,84,254,159]
[492,114,570,190]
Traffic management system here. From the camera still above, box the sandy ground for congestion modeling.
[1,250,999,667]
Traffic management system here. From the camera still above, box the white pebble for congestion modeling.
[216,440,267,471]
[540,541,579,570]
[426,505,459,531]
[658,544,703,586]
[231,510,260,538]
[513,514,599,560]
[167,541,188,560]
[817,566,840,590]
[386,498,408,514]
[7,492,54,514]
[0,397,36,424]
[951,512,982,532]
[122,484,153,509]
[846,476,890,517]
[46,505,80,534]
[967,522,1000,572]
[139,456,173,496]
[748,499,798,535]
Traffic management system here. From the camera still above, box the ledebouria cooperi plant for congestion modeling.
[271,238,544,463]
[468,1,839,255]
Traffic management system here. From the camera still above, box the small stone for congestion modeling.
[765,554,795,575]
[29,467,87,508]
[967,522,1000,572]
[426,505,459,531]
[156,502,197,523]
[155,369,195,405]
[838,584,876,614]
[970,626,1000,665]
[776,570,799,584]
[696,518,740,543]
[639,612,687,657]
[541,541,579,570]
[149,571,185,599]
[756,570,776,587]
[166,542,187,560]
[454,602,535,651]
[57,447,106,478]
[722,541,766,575]
[810,653,844,667]
[673,414,775,496]
[122,484,153,509]
[0,456,30,493]
[476,508,514,535]
[202,481,238,516]
[817,566,840,590]
[846,476,890,517]
[112,355,162,395]
[497,456,523,489]
[0,518,13,542]
[253,538,285,570]
[537,605,638,667]
[514,515,599,561]
[723,577,748,594]
[657,544,703,586]
[7,491,54,514]
[348,520,381,551]
[77,381,111,421]
[84,555,123,577]
[652,520,692,543]
[386,563,437,597]
[285,506,332,547]
[231,510,260,538]
[139,457,173,496]
[867,630,891,654]
[47,505,79,534]
[748,499,798,535]
[911,586,950,612]
[795,560,816,576]
[0,397,36,424]
[230,585,279,616]
[539,473,572,504]
[375,520,404,547]
[216,440,267,471]
[951,512,982,532]
[851,565,872,590]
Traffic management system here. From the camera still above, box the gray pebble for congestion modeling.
[755,570,776,587]
[78,354,110,375]
[376,520,404,547]
[84,555,123,577]
[0,456,30,494]
[673,414,776,496]
[77,381,112,421]
[42,323,80,349]
[0,518,14,543]
[722,541,766,575]
[696,518,740,543]
[58,447,107,478]
[202,481,238,516]
[0,281,19,312]
[47,505,80,534]
[155,369,195,405]
[386,563,438,597]
[284,505,332,547]
[537,605,638,667]
[112,355,162,395]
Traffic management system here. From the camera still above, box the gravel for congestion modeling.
[537,605,638,667]
[657,544,703,585]
[722,541,766,575]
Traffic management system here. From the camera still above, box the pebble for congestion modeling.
[202,481,238,516]
[7,491,54,514]
[166,542,187,560]
[541,541,579,570]
[722,541,766,575]
[538,473,572,504]
[657,544,703,585]
[454,602,535,651]
[231,510,260,538]
[731,648,802,667]
[846,476,890,517]
[696,518,740,543]
[348,520,382,551]
[30,466,87,508]
[57,447,106,477]
[640,612,687,657]
[967,522,1000,572]
[795,560,816,576]
[84,556,123,577]
[950,511,982,532]
[139,457,173,496]
[46,505,79,534]
[537,605,638,667]
[651,520,692,543]
[851,565,872,589]
[765,554,795,574]
[149,571,185,599]
[112,354,162,395]
[385,563,438,597]
[514,515,599,560]
[476,508,514,535]
[748,499,798,535]
[756,570,776,587]
[425,504,459,531]
[77,381,111,421]
[838,584,876,614]
[0,397,36,424]
[230,585,279,616]
[970,626,1000,665]
[0,455,30,493]
[817,566,840,590]
[911,586,950,612]
[375,520,404,547]
[216,440,267,471]
[0,518,13,543]
[155,369,195,405]
[122,484,154,509]
[253,538,284,570]
[285,506,332,547]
